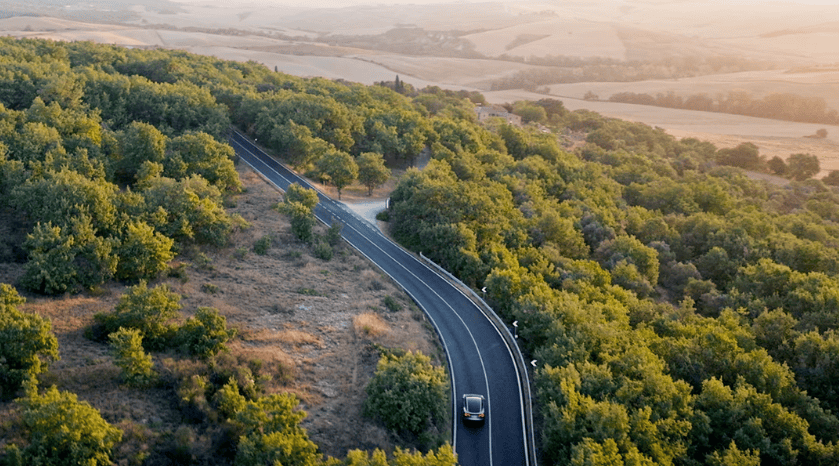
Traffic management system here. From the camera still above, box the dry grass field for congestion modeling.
[0,162,442,459]
[485,88,839,177]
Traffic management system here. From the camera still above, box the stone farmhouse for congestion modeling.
[475,105,522,126]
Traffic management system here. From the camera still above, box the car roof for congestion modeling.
[465,395,483,412]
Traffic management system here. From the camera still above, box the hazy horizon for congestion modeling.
[168,0,839,7]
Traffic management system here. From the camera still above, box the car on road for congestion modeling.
[462,394,486,424]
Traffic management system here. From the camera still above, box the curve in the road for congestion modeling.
[228,130,533,466]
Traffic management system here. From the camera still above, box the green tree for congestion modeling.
[8,121,64,167]
[135,160,164,189]
[277,201,316,243]
[20,216,118,295]
[536,98,569,121]
[512,101,547,124]
[691,377,836,465]
[141,174,233,247]
[12,383,123,466]
[357,152,391,196]
[164,131,241,192]
[345,445,457,466]
[176,307,237,359]
[108,326,155,387]
[364,350,448,436]
[716,142,764,171]
[707,441,761,466]
[234,393,322,466]
[595,235,660,286]
[285,182,319,210]
[11,168,119,234]
[790,330,839,411]
[115,121,167,183]
[115,220,174,282]
[266,121,331,168]
[767,156,787,176]
[316,149,358,200]
[823,170,839,186]
[0,146,25,208]
[94,280,181,350]
[569,438,626,466]
[786,153,820,181]
[0,284,58,400]
[278,185,319,243]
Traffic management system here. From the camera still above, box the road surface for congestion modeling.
[229,130,531,466]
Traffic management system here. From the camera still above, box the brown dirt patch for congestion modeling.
[0,162,442,460]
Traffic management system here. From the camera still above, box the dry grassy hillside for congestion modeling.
[0,163,442,460]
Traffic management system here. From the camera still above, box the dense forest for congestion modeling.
[0,37,453,466]
[387,94,839,464]
[2,35,839,466]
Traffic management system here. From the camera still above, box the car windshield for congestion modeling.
[466,397,482,412]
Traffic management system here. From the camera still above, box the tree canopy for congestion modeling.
[0,284,58,400]
[4,34,839,466]
[364,351,448,437]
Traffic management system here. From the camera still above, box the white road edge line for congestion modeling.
[232,131,524,466]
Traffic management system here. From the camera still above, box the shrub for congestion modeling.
[93,281,181,350]
[208,354,267,401]
[325,221,343,246]
[0,284,59,400]
[193,252,214,271]
[201,283,219,294]
[213,377,247,420]
[176,307,237,359]
[280,202,315,243]
[233,393,320,466]
[175,374,210,423]
[167,262,189,281]
[109,327,156,387]
[13,383,123,466]
[384,295,402,312]
[313,239,333,261]
[253,235,271,255]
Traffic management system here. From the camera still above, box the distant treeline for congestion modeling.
[608,90,839,125]
[489,56,778,91]
[319,27,483,58]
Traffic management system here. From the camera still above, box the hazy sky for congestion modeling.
[171,0,839,6]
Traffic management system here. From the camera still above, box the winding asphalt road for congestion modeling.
[229,130,530,466]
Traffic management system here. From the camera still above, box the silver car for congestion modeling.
[462,394,486,424]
